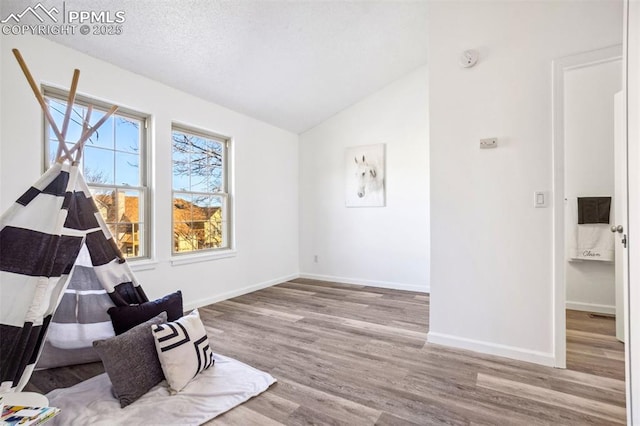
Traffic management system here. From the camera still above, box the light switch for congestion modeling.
[534,191,547,208]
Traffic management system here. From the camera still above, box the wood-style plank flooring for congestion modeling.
[26,279,626,425]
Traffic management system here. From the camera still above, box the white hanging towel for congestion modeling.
[573,224,614,261]
[567,197,614,262]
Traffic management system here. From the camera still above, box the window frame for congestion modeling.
[42,86,152,261]
[170,123,232,257]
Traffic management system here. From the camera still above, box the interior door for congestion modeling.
[614,91,628,342]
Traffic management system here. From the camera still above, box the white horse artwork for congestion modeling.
[345,144,385,207]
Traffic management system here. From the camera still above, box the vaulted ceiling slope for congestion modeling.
[0,0,429,133]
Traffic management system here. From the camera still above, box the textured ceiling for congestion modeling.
[1,0,429,133]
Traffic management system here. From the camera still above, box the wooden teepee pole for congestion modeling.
[74,105,92,163]
[12,49,120,165]
[68,105,118,162]
[11,49,74,162]
[56,69,81,161]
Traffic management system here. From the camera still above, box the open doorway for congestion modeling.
[563,48,625,381]
[553,45,626,379]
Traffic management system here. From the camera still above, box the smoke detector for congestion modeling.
[460,49,479,68]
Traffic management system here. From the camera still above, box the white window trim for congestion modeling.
[170,123,233,257]
[42,86,153,262]
[129,259,159,271]
[170,248,237,266]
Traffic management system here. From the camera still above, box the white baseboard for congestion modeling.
[184,273,299,311]
[184,271,428,310]
[298,273,429,293]
[565,301,616,315]
[426,331,556,367]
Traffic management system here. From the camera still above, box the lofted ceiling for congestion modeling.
[1,0,429,133]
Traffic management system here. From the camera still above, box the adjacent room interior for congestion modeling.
[1,0,639,425]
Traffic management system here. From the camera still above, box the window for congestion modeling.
[44,89,149,259]
[172,126,230,254]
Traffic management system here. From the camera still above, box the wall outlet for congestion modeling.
[480,137,498,149]
[314,255,318,263]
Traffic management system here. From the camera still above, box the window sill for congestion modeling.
[170,249,237,266]
[128,259,158,272]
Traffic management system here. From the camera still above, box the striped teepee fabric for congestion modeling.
[0,163,147,393]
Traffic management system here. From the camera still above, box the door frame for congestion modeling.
[551,45,623,369]
[623,0,639,421]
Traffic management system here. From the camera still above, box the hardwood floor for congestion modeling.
[566,310,625,380]
[26,279,626,425]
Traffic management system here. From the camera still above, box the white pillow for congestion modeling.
[151,309,214,393]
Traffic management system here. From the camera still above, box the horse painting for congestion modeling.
[345,144,385,207]
[354,155,383,198]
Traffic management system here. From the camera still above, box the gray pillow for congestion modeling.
[93,312,167,408]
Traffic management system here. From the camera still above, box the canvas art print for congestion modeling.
[345,144,385,207]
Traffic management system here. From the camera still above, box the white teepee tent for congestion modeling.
[0,50,148,393]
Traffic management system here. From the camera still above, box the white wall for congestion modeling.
[299,66,429,292]
[564,60,621,314]
[0,36,299,308]
[427,0,623,365]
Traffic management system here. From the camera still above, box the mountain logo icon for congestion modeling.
[1,3,59,24]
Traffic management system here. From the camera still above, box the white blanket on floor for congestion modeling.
[46,353,276,425]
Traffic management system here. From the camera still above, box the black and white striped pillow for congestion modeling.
[151,309,214,393]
